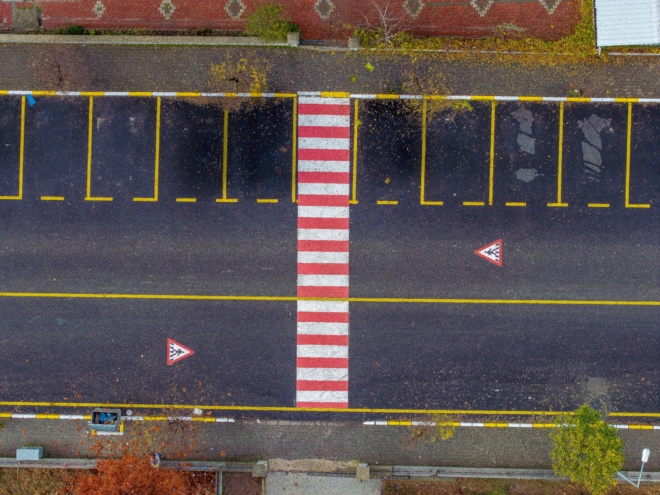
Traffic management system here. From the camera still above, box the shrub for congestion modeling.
[244,3,298,42]
[550,405,624,495]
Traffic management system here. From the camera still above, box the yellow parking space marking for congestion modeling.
[350,99,359,205]
[176,198,196,203]
[506,202,526,207]
[41,196,64,201]
[463,201,485,206]
[488,101,496,206]
[420,100,443,206]
[377,200,398,205]
[257,198,279,203]
[133,96,161,202]
[0,95,25,201]
[216,109,239,204]
[291,96,298,203]
[547,102,569,208]
[85,96,113,202]
[588,203,610,208]
[625,102,651,209]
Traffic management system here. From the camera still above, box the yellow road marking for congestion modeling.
[377,200,398,205]
[215,109,238,204]
[133,96,161,202]
[128,92,153,97]
[625,102,650,209]
[518,96,543,102]
[0,399,657,418]
[376,94,399,99]
[488,101,496,206]
[40,196,64,201]
[85,96,114,202]
[419,100,443,206]
[463,201,485,206]
[176,198,196,203]
[292,96,298,203]
[588,203,610,208]
[257,198,278,203]
[547,102,569,208]
[321,92,350,98]
[506,202,526,207]
[176,92,201,97]
[3,291,660,308]
[0,96,25,201]
[351,99,359,205]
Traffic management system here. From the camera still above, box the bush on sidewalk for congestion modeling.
[550,405,624,495]
[244,3,298,42]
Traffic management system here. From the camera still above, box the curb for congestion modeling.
[0,90,657,103]
[0,412,234,423]
[364,420,660,430]
[0,34,294,47]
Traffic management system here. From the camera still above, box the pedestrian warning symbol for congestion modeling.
[475,239,502,266]
[167,338,194,366]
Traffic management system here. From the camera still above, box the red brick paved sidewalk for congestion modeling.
[1,0,580,41]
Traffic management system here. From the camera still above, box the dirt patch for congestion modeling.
[223,471,263,495]
[383,479,660,495]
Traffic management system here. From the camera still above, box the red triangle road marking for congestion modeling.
[475,239,502,266]
[167,338,195,366]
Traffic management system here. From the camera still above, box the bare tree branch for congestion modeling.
[361,0,408,47]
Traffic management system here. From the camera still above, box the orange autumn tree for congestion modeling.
[75,454,189,495]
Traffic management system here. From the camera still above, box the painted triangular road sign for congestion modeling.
[167,338,194,365]
[475,239,502,266]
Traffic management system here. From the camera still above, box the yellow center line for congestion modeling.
[0,291,660,307]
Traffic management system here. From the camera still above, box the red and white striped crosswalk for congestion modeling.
[296,96,351,409]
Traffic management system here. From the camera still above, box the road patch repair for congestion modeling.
[1,91,660,416]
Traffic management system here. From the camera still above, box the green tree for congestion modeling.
[550,405,624,495]
[244,3,298,42]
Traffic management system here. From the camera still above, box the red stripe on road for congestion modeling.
[298,217,350,230]
[298,240,349,252]
[297,357,348,368]
[297,195,349,207]
[298,286,349,298]
[297,312,349,323]
[297,126,351,138]
[298,149,350,161]
[298,172,350,184]
[297,334,349,345]
[298,104,351,115]
[296,402,348,409]
[296,380,348,391]
[298,263,349,275]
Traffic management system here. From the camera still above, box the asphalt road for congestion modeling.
[0,95,659,414]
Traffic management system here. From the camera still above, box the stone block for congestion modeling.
[252,460,267,477]
[12,6,39,32]
[348,36,360,50]
[357,462,370,481]
[16,447,44,461]
[287,31,300,46]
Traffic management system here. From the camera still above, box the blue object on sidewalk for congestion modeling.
[26,95,36,106]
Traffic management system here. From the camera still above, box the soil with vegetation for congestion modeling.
[383,479,660,495]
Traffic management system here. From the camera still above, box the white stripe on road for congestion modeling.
[298,183,350,196]
[298,137,350,150]
[297,274,349,287]
[298,300,349,312]
[298,228,349,241]
[296,391,348,402]
[297,368,349,381]
[297,345,348,358]
[298,115,350,127]
[299,97,350,105]
[298,160,351,173]
[298,206,349,218]
[297,322,349,335]
[298,251,349,263]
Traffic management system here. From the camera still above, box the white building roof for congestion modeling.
[595,0,660,47]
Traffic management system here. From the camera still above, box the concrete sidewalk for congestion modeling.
[0,418,658,472]
[0,43,658,99]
